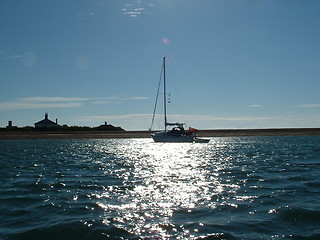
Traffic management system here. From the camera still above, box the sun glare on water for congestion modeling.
[91,138,239,238]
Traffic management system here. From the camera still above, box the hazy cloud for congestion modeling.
[76,113,274,123]
[120,97,149,100]
[92,101,112,104]
[248,104,261,108]
[74,112,320,130]
[0,101,81,111]
[17,96,148,103]
[76,114,151,121]
[74,113,278,130]
[0,96,148,111]
[297,104,320,108]
[19,96,90,102]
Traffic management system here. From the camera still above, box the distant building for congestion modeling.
[35,113,60,129]
[95,121,125,131]
[6,121,17,129]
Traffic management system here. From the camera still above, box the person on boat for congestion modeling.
[177,126,185,132]
[168,126,184,136]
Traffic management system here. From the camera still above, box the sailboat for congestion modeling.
[150,57,210,143]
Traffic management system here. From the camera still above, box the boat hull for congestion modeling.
[193,138,210,143]
[151,131,209,143]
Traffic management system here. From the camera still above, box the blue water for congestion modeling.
[1,136,320,240]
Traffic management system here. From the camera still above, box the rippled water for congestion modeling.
[1,136,320,239]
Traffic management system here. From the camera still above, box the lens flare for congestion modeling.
[162,38,170,45]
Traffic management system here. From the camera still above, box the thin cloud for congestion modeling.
[76,114,152,122]
[0,101,81,111]
[17,96,148,102]
[92,101,112,104]
[297,104,320,108]
[19,96,90,102]
[18,96,148,103]
[74,112,320,130]
[76,114,274,122]
[0,96,148,111]
[91,96,149,104]
[119,97,149,100]
[166,114,273,122]
[248,104,261,108]
[75,113,278,130]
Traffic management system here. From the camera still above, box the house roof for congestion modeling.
[35,113,59,126]
[35,118,57,125]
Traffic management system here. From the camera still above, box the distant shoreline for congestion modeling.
[0,128,320,140]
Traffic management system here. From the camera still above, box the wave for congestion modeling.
[5,221,139,240]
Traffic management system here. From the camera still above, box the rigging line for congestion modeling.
[150,60,164,130]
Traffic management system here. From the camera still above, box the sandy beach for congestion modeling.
[1,128,320,140]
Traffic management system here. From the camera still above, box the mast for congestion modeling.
[163,57,168,131]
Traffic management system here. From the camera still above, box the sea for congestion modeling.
[0,136,320,240]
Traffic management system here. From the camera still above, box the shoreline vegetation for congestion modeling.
[1,128,320,140]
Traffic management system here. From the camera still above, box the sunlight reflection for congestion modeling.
[93,138,242,238]
[122,0,156,17]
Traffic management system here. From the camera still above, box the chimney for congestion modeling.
[45,113,48,120]
[56,118,58,124]
[8,121,12,127]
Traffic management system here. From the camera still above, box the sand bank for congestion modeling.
[1,128,320,140]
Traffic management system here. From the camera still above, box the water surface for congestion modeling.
[0,136,319,239]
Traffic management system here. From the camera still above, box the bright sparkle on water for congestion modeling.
[92,138,242,239]
[1,137,320,239]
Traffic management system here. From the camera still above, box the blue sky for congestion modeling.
[1,0,320,130]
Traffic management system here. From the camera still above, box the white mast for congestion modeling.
[163,57,168,131]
